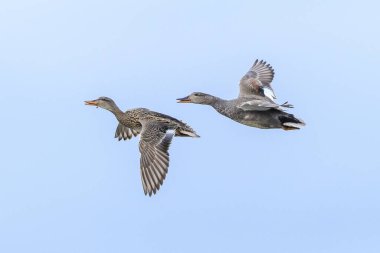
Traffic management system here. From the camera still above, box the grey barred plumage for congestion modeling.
[85,97,199,196]
[177,59,305,130]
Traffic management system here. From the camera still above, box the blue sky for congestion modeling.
[0,0,379,252]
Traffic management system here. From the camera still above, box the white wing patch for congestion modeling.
[166,129,175,135]
[263,87,276,101]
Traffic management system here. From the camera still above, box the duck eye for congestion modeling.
[194,93,201,97]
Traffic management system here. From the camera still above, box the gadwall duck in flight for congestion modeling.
[85,97,199,196]
[177,59,305,130]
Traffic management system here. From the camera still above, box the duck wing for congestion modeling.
[114,123,140,141]
[139,121,174,196]
[239,59,276,101]
[237,99,292,112]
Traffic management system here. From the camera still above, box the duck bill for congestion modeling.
[84,100,99,106]
[177,96,192,103]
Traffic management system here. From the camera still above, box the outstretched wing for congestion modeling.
[239,59,276,100]
[114,123,140,141]
[139,121,174,196]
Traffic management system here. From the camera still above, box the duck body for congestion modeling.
[210,98,302,129]
[114,108,198,140]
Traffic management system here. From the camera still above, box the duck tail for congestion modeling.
[176,129,200,137]
[279,114,305,130]
[174,122,200,137]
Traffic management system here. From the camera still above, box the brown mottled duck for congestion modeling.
[85,96,199,196]
[177,59,305,130]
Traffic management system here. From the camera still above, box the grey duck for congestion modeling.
[177,59,305,130]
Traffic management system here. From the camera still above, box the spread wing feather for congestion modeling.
[139,122,174,196]
[239,59,276,100]
[115,123,140,141]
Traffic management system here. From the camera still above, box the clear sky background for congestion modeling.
[0,0,379,252]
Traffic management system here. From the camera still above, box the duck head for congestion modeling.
[85,96,118,111]
[177,92,215,105]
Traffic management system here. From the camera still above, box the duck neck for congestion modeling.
[209,96,227,111]
[108,104,124,120]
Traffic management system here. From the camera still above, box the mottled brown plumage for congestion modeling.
[85,96,199,196]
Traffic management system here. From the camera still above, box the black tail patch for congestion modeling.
[279,114,305,130]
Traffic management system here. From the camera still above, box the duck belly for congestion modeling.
[236,111,282,129]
